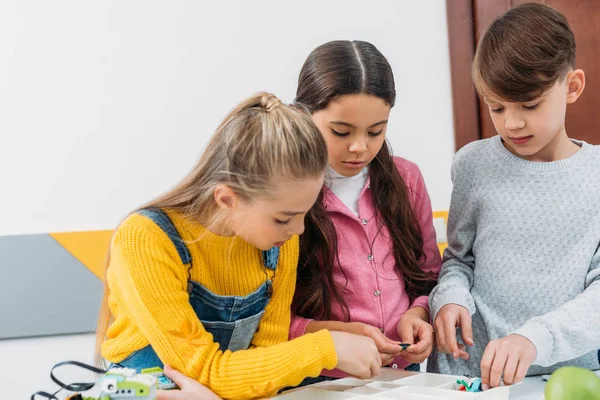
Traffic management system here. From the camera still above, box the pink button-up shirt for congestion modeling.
[290,157,442,376]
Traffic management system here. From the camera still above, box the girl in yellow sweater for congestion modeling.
[95,93,381,400]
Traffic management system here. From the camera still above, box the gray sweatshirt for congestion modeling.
[429,135,600,376]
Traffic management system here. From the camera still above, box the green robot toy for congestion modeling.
[33,363,176,400]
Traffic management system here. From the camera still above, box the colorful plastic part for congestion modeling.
[141,366,178,390]
[456,377,484,393]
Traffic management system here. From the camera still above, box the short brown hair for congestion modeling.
[473,2,576,102]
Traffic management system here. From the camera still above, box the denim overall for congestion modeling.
[114,208,280,372]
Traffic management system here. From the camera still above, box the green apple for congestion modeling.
[545,366,600,400]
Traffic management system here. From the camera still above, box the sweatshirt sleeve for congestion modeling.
[429,148,478,321]
[514,236,600,367]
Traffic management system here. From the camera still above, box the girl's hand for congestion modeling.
[396,307,435,364]
[330,331,382,379]
[346,322,404,364]
[480,334,536,389]
[306,320,402,366]
[433,304,473,360]
[156,365,221,400]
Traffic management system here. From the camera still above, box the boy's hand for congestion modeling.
[397,307,434,363]
[433,304,473,360]
[156,365,221,400]
[480,334,536,389]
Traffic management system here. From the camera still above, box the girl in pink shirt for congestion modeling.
[290,40,442,384]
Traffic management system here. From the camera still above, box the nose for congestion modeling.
[287,219,305,236]
[349,136,368,153]
[504,112,526,131]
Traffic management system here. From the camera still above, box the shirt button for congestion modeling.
[392,364,398,369]
[374,289,381,297]
[361,218,368,225]
[367,254,374,261]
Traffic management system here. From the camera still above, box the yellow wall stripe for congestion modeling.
[433,210,449,255]
[50,230,113,280]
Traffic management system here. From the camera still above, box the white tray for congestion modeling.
[274,373,511,399]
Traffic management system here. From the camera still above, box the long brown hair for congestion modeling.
[294,40,437,321]
[472,2,576,102]
[95,92,328,365]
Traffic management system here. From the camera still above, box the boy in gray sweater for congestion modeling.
[429,3,600,390]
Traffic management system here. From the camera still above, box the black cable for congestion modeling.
[30,390,59,400]
[31,360,107,400]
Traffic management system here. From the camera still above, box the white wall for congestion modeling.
[0,0,454,237]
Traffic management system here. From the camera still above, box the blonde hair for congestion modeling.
[95,92,328,366]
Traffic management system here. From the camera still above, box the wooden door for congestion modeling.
[447,0,600,149]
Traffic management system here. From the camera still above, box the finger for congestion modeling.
[443,316,460,359]
[489,348,508,388]
[502,352,519,385]
[357,364,372,379]
[163,365,189,388]
[402,349,428,364]
[406,336,430,354]
[434,320,450,353]
[397,320,415,345]
[380,353,395,366]
[384,337,405,356]
[459,309,474,346]
[370,358,381,378]
[514,356,532,383]
[163,365,220,400]
[364,328,386,348]
[379,337,403,355]
[480,343,496,389]
[369,329,400,355]
[407,325,433,354]
[402,334,433,363]
[457,344,470,360]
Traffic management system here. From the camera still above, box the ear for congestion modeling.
[213,184,237,211]
[566,69,585,104]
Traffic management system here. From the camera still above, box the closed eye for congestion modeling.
[523,103,540,110]
[274,218,291,225]
[331,129,350,137]
[368,130,383,137]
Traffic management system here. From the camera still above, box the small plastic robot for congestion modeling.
[100,367,158,399]
[66,367,158,400]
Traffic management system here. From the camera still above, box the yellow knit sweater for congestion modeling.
[102,210,337,399]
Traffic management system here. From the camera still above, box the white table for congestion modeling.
[274,369,548,399]
[507,377,546,399]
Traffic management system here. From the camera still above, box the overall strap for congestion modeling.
[137,208,192,265]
